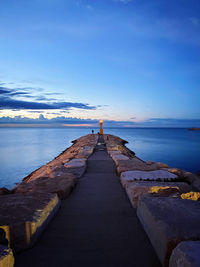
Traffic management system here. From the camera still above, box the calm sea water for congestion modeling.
[0,127,199,189]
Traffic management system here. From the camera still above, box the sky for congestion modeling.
[0,0,200,127]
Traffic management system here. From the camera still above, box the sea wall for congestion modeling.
[104,134,200,267]
[0,134,98,266]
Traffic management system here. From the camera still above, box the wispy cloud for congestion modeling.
[0,97,96,110]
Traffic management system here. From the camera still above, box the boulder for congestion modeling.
[121,170,178,183]
[137,196,200,266]
[181,192,200,201]
[0,193,60,252]
[13,174,77,200]
[169,241,200,267]
[124,181,191,208]
[0,245,14,267]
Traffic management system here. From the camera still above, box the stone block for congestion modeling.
[169,241,200,267]
[121,170,178,183]
[112,154,129,166]
[0,245,14,267]
[13,175,77,200]
[124,181,191,208]
[117,158,159,175]
[137,196,200,266]
[108,150,121,157]
[64,158,86,168]
[162,168,182,176]
[0,193,60,252]
[75,146,94,159]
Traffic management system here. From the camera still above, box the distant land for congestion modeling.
[189,128,200,131]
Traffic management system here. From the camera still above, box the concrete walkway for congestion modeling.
[15,136,161,267]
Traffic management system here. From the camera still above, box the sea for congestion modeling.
[0,127,199,189]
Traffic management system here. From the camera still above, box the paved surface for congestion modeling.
[15,136,161,267]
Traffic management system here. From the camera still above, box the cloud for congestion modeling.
[34,96,57,101]
[0,83,98,111]
[0,97,96,110]
[136,118,200,127]
[0,115,98,125]
[0,115,135,126]
[0,86,37,98]
[1,116,199,128]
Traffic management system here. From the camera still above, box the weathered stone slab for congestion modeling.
[75,146,94,159]
[121,170,178,183]
[117,158,159,175]
[13,174,77,200]
[124,181,191,208]
[112,154,129,166]
[169,241,200,267]
[137,196,200,266]
[64,158,86,168]
[0,193,60,252]
[49,165,85,179]
[162,168,182,176]
[0,245,14,267]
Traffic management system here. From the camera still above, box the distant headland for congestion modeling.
[189,127,200,131]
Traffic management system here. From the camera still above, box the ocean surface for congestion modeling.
[0,127,199,189]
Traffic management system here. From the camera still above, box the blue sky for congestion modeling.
[0,0,200,127]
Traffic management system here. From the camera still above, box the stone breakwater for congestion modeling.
[0,134,98,266]
[104,134,200,267]
[0,133,200,267]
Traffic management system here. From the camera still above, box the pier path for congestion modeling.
[15,136,161,267]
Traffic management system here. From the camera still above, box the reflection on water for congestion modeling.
[0,127,199,188]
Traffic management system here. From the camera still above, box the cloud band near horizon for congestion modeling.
[0,115,199,128]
